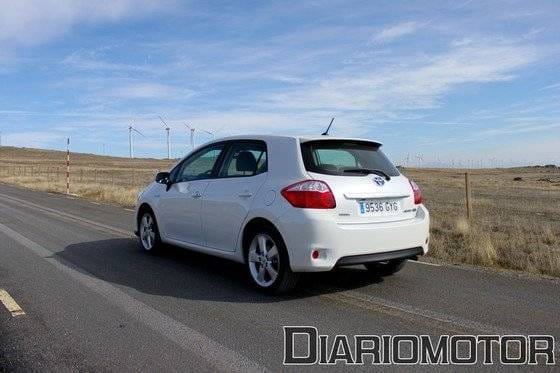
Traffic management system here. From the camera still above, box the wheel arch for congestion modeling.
[136,202,157,230]
[240,217,284,263]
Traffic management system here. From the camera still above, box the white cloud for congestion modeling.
[478,122,560,136]
[0,0,175,47]
[62,49,159,74]
[271,39,541,114]
[451,37,473,47]
[371,21,425,44]
[124,110,368,139]
[540,82,560,90]
[109,83,192,99]
[2,131,65,148]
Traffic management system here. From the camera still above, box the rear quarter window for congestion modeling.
[300,140,400,177]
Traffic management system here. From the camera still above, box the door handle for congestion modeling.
[238,191,253,198]
[192,191,202,199]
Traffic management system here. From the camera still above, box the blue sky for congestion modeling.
[0,0,559,166]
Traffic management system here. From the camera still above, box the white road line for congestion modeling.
[0,222,266,372]
[124,208,134,212]
[0,289,25,317]
[410,260,442,267]
[318,288,560,353]
[0,193,132,237]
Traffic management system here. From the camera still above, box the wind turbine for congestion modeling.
[201,129,215,139]
[158,116,171,159]
[128,124,146,159]
[212,123,231,137]
[183,122,216,151]
[183,122,195,150]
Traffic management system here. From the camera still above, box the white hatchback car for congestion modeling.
[135,135,429,293]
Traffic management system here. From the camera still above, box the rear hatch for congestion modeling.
[300,139,417,224]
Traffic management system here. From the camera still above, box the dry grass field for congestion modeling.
[404,167,560,277]
[0,146,173,207]
[1,146,559,277]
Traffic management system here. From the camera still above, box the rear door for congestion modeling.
[201,141,268,252]
[300,140,417,224]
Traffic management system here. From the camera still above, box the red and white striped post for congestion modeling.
[66,138,70,195]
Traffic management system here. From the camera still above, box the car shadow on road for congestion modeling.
[55,238,385,303]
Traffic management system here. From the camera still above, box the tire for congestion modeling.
[138,211,163,254]
[365,259,407,276]
[245,226,299,294]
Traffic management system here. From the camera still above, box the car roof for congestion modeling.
[212,134,383,146]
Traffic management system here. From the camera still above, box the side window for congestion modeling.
[219,142,267,178]
[172,145,224,182]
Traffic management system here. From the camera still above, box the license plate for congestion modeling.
[358,200,400,215]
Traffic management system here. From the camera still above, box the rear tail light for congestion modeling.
[281,180,336,209]
[409,179,422,205]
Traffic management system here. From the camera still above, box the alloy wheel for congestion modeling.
[140,214,156,251]
[248,233,280,287]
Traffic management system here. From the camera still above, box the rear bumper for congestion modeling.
[336,247,423,266]
[278,204,430,272]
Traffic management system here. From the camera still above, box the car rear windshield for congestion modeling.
[300,140,400,177]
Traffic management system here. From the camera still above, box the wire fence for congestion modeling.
[0,164,162,189]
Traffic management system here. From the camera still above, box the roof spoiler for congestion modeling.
[300,138,383,147]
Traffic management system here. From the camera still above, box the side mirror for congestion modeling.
[156,172,174,191]
[155,172,170,184]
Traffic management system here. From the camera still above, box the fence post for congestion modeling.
[66,138,70,195]
[465,172,472,220]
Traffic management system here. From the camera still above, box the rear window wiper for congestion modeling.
[342,168,391,180]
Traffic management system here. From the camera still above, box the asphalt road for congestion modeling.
[0,183,558,371]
